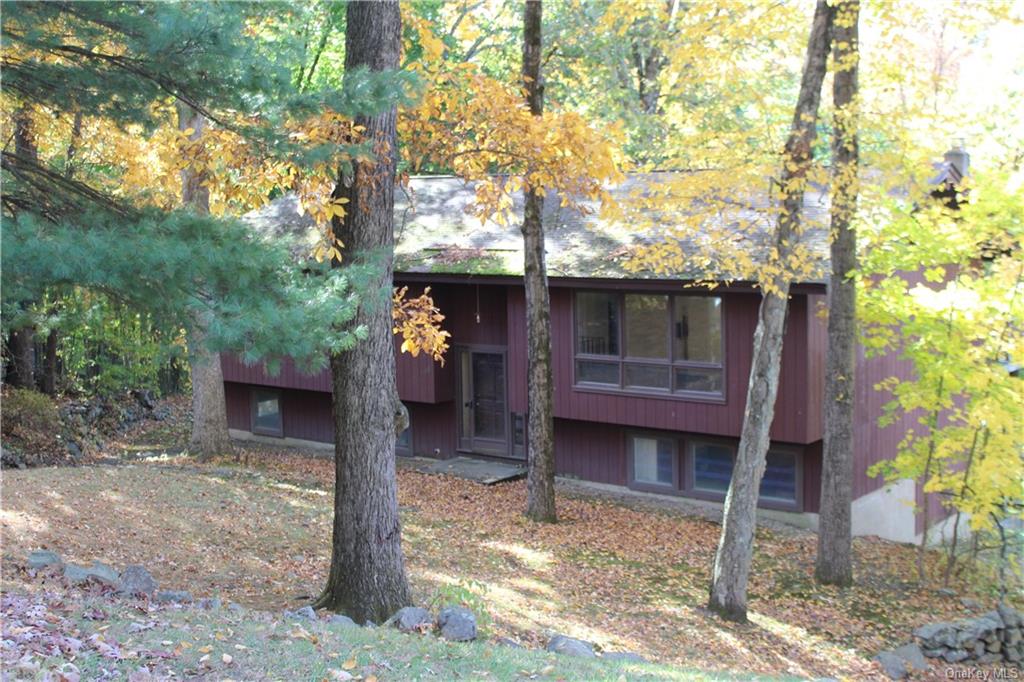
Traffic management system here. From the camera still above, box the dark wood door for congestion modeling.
[458,349,509,457]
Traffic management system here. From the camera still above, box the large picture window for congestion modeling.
[574,291,724,398]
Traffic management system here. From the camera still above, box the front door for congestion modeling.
[458,349,509,457]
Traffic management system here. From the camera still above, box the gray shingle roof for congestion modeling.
[243,173,831,283]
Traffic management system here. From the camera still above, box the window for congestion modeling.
[692,441,734,493]
[760,450,798,503]
[574,291,724,398]
[630,435,676,488]
[252,388,282,437]
[689,440,800,507]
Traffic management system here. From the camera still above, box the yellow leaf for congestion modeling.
[342,658,357,670]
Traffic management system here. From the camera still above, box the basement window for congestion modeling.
[251,388,283,437]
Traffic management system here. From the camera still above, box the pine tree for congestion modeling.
[313,0,413,624]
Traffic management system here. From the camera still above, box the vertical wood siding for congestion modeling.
[221,355,331,392]
[407,401,457,459]
[851,344,920,499]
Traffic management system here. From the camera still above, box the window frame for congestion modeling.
[572,289,726,402]
[250,387,284,438]
[627,431,680,493]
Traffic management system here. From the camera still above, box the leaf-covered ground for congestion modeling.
[1,412,1016,679]
[3,585,751,681]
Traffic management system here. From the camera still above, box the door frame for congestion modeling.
[456,344,511,458]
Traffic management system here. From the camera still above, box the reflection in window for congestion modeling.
[576,292,619,356]
[633,436,674,486]
[252,389,282,436]
[673,296,722,363]
[760,451,798,502]
[693,442,734,493]
[624,294,668,359]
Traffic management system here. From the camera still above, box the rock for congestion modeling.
[603,651,647,663]
[292,606,317,621]
[987,640,1002,654]
[329,614,358,628]
[961,598,982,610]
[132,389,157,410]
[998,604,1022,629]
[937,588,957,598]
[152,405,171,421]
[85,561,119,586]
[363,621,377,629]
[922,648,946,659]
[197,597,222,611]
[975,641,987,658]
[154,590,193,604]
[64,563,89,584]
[437,606,477,642]
[892,644,928,672]
[390,606,433,633]
[978,653,1003,664]
[873,651,909,680]
[117,565,157,596]
[546,635,596,658]
[27,550,63,570]
[494,637,524,649]
[66,441,82,461]
[1005,646,1021,663]
[227,602,246,613]
[1006,628,1022,646]
[914,622,958,649]
[942,649,969,663]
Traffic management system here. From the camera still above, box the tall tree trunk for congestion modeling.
[7,107,38,389]
[521,0,557,523]
[708,0,833,623]
[314,0,411,624]
[815,0,860,588]
[177,103,233,460]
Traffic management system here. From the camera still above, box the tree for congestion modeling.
[177,103,233,459]
[520,0,557,523]
[313,0,412,624]
[400,9,622,523]
[5,107,39,390]
[707,0,834,622]
[816,0,860,588]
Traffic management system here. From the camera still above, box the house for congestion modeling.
[222,171,956,545]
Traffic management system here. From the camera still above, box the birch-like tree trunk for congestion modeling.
[816,0,860,587]
[177,103,233,461]
[314,0,412,624]
[708,0,834,622]
[521,0,557,523]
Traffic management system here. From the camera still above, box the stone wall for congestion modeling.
[913,604,1022,666]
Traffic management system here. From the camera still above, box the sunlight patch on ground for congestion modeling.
[481,540,553,571]
[0,509,49,536]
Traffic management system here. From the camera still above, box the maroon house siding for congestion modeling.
[220,276,876,518]
[225,381,334,443]
[222,355,331,392]
[407,401,457,459]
